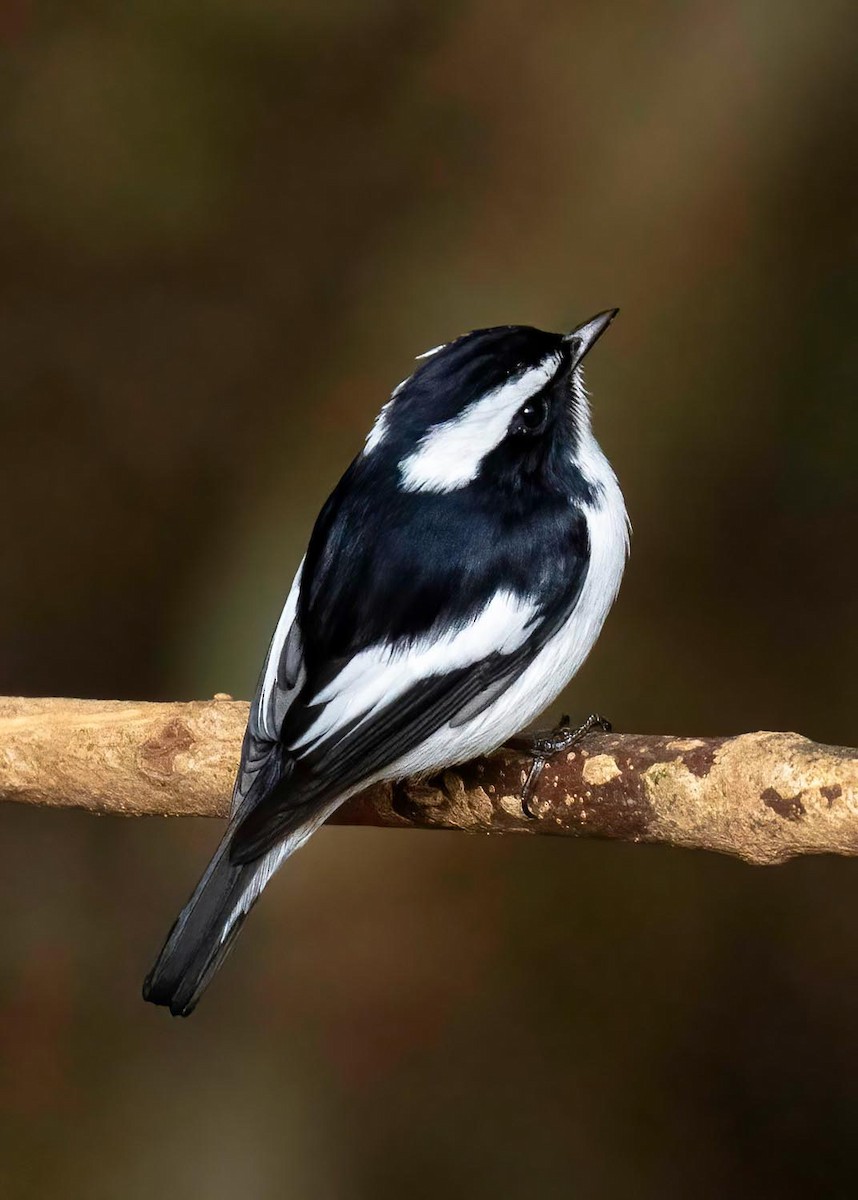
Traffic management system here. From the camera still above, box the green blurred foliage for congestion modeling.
[0,1,855,1197]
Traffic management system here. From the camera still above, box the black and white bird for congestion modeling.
[143,311,629,1015]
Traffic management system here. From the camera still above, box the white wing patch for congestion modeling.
[399,353,563,493]
[288,589,539,755]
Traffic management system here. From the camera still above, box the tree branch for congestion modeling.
[0,696,855,865]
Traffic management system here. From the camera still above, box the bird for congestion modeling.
[143,310,630,1016]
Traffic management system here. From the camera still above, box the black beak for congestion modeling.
[563,308,619,365]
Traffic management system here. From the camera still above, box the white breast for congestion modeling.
[385,427,629,777]
[248,427,628,790]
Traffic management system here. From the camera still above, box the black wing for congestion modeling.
[228,454,590,863]
[227,562,305,820]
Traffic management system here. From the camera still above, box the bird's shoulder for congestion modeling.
[296,454,591,669]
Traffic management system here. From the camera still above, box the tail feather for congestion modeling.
[143,830,260,1017]
[144,742,295,1016]
[143,796,338,1016]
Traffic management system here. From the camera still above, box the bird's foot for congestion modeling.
[506,713,612,818]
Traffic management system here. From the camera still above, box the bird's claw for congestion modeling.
[506,712,612,818]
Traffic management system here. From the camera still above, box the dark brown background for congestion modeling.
[0,2,856,1196]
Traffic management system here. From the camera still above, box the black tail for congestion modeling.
[143,749,341,1015]
[143,829,266,1017]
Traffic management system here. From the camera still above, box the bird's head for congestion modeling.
[363,311,618,499]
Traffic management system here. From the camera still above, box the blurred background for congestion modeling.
[0,1,856,1196]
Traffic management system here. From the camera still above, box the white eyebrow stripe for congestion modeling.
[364,344,446,455]
[399,353,563,493]
[287,589,538,755]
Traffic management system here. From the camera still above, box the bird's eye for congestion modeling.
[518,395,548,433]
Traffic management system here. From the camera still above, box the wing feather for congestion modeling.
[229,588,577,864]
[229,455,591,859]
[229,562,304,817]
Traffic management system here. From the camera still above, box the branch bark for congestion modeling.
[0,696,855,866]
